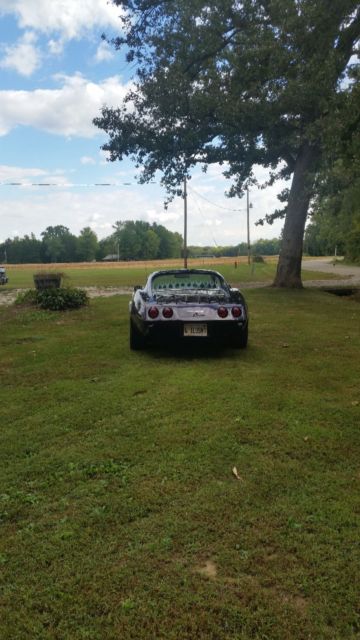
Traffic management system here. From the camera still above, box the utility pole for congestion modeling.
[246,187,251,266]
[183,175,188,269]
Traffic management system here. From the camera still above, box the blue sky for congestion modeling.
[0,0,285,246]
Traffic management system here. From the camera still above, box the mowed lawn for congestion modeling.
[0,288,359,639]
[1,258,338,290]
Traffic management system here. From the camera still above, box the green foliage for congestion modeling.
[112,219,183,260]
[96,1,359,200]
[38,288,89,311]
[0,234,42,264]
[41,225,78,263]
[188,238,281,258]
[306,79,360,260]
[15,287,89,311]
[76,227,98,262]
[0,220,185,264]
[346,221,360,262]
[252,254,265,263]
[94,0,359,286]
[14,290,38,306]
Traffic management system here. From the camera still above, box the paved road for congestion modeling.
[302,257,360,287]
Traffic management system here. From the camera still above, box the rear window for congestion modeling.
[151,272,224,291]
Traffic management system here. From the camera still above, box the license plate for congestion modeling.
[183,323,207,337]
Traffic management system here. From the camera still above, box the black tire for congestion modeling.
[233,325,248,349]
[129,319,146,350]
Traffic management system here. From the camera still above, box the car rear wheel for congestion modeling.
[129,319,147,350]
[233,325,248,349]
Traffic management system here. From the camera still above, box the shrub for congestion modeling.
[15,287,89,311]
[15,290,38,306]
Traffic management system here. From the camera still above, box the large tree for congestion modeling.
[41,225,77,263]
[94,0,360,287]
[77,227,99,262]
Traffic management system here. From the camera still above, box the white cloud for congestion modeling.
[81,156,96,165]
[0,187,157,241]
[0,173,286,245]
[0,31,41,76]
[0,74,131,137]
[95,41,114,63]
[0,0,122,41]
[0,164,47,182]
[146,209,182,225]
[48,38,64,55]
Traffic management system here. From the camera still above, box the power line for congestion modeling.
[188,186,220,248]
[0,181,143,187]
[187,184,246,212]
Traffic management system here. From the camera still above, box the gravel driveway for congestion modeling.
[301,257,360,288]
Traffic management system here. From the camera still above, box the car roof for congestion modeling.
[149,268,224,278]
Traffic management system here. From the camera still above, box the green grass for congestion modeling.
[0,289,359,639]
[0,259,339,290]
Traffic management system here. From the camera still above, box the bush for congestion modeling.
[15,287,89,311]
[15,290,38,306]
[252,255,265,263]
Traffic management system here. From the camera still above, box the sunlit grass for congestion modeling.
[0,289,359,638]
[0,258,339,290]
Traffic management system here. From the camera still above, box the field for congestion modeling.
[0,257,337,290]
[0,266,359,639]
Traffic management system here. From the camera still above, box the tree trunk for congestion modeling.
[273,143,319,288]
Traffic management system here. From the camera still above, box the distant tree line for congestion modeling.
[0,221,183,264]
[188,238,281,259]
[0,220,282,264]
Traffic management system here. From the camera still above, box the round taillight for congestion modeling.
[148,306,159,319]
[231,306,242,318]
[217,306,228,318]
[162,307,173,318]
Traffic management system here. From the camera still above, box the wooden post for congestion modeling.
[247,187,251,266]
[184,176,188,269]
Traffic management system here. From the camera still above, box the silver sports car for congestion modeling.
[129,269,248,350]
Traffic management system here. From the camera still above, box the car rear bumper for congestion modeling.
[136,318,247,343]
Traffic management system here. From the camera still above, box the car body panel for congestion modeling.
[129,269,248,349]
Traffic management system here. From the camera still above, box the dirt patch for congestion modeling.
[195,560,218,579]
[0,290,22,306]
[84,286,132,298]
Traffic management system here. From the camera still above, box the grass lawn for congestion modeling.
[0,259,339,290]
[0,288,359,639]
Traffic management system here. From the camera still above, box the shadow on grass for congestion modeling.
[137,340,254,361]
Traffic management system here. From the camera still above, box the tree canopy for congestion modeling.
[305,73,360,261]
[0,223,278,264]
[0,222,183,264]
[94,0,360,286]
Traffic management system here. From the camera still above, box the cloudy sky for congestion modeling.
[0,0,286,247]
